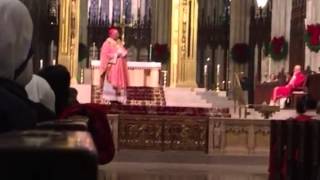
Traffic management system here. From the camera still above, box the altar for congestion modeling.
[91,60,161,87]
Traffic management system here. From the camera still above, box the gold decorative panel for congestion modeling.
[108,114,270,156]
[170,0,198,87]
[58,0,80,83]
[117,115,208,151]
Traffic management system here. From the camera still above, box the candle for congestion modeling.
[50,40,54,61]
[204,64,208,75]
[140,0,145,22]
[216,64,220,91]
[53,59,56,65]
[40,59,43,69]
[268,57,271,78]
[204,64,208,90]
[149,44,153,61]
[109,0,113,24]
[98,0,101,16]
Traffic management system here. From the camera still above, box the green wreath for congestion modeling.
[304,32,320,53]
[269,37,288,61]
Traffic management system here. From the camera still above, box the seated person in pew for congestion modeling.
[39,66,115,164]
[270,65,305,108]
[25,74,56,112]
[38,65,71,115]
[0,0,56,134]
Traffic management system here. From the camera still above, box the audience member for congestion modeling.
[316,101,320,116]
[294,97,312,121]
[305,65,315,76]
[269,73,277,82]
[0,0,55,133]
[277,68,287,85]
[68,87,80,106]
[38,65,71,115]
[25,74,56,112]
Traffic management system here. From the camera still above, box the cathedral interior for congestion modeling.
[0,0,320,179]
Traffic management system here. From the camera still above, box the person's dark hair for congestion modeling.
[296,98,307,114]
[68,87,79,106]
[38,65,71,115]
[316,101,320,115]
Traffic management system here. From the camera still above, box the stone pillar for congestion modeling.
[305,0,320,72]
[170,0,198,87]
[271,0,292,73]
[79,0,88,71]
[151,0,171,44]
[229,0,252,88]
[58,0,80,84]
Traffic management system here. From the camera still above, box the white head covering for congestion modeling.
[0,0,33,86]
[25,75,56,112]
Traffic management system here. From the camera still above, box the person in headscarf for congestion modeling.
[38,65,71,115]
[100,27,128,104]
[25,74,56,112]
[0,0,55,133]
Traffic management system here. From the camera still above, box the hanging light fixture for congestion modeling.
[256,0,268,8]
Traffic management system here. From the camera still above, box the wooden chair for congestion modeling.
[290,75,308,108]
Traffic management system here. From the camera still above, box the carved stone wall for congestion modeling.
[108,114,271,156]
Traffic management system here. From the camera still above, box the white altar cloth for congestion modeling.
[91,60,161,87]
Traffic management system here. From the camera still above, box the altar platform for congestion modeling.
[72,63,318,158]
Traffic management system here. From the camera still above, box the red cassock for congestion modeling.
[271,71,305,101]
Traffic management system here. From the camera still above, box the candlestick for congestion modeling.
[80,68,84,84]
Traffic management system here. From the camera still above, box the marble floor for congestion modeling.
[99,150,268,180]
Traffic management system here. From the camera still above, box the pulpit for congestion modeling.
[91,60,161,87]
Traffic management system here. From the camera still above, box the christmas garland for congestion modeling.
[231,43,250,64]
[269,36,288,61]
[304,24,320,53]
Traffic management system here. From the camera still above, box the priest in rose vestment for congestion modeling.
[100,28,128,103]
[270,65,305,106]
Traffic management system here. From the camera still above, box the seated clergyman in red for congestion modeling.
[270,65,305,107]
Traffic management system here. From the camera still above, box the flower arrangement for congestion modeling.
[304,24,320,53]
[231,43,250,64]
[269,36,288,60]
[152,43,170,64]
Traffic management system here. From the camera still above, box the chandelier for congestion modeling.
[256,0,268,8]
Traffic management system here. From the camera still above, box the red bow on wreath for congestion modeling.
[307,24,320,46]
[271,37,285,54]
